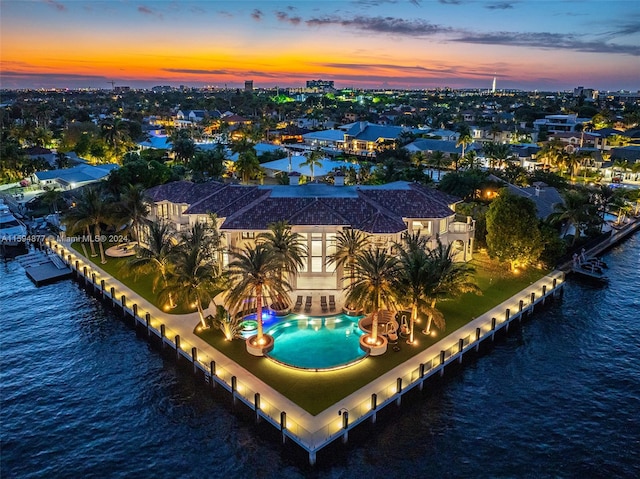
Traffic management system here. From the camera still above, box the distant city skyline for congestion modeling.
[1,0,639,91]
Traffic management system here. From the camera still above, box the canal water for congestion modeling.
[1,235,639,478]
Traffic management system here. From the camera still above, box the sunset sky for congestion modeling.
[1,0,639,91]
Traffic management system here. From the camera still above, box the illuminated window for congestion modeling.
[440,219,447,234]
[311,233,323,272]
[412,220,431,235]
[241,231,255,239]
[325,233,336,272]
[299,233,308,272]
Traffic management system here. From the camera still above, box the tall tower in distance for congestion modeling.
[245,80,254,92]
[492,75,496,94]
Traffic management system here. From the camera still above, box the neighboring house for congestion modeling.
[341,122,407,156]
[503,181,564,220]
[418,128,459,141]
[24,146,56,166]
[302,129,347,154]
[548,132,601,151]
[176,109,221,122]
[533,114,591,133]
[138,133,172,151]
[145,180,476,291]
[591,128,630,151]
[174,109,221,129]
[301,122,410,157]
[602,146,640,181]
[31,164,119,191]
[221,113,251,128]
[510,144,542,171]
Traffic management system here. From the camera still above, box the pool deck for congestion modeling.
[286,290,347,317]
[47,237,566,465]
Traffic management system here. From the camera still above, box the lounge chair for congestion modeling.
[328,295,336,312]
[320,296,328,313]
[293,295,303,312]
[304,296,312,313]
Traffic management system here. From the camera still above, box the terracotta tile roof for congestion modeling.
[184,184,261,215]
[288,198,351,226]
[222,197,311,230]
[357,211,407,234]
[359,184,455,218]
[147,180,461,234]
[215,188,270,218]
[145,181,231,205]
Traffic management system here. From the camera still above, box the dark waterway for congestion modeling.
[1,236,639,479]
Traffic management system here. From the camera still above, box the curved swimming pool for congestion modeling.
[265,314,366,371]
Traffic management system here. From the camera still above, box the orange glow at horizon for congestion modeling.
[1,0,638,90]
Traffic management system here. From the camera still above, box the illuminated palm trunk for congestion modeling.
[86,226,97,257]
[409,304,417,344]
[370,291,380,344]
[255,284,264,341]
[195,294,207,328]
[94,225,106,264]
[424,298,436,334]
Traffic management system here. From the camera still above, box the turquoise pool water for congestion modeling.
[265,314,366,370]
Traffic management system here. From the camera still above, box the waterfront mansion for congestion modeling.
[144,179,476,290]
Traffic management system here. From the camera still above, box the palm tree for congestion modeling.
[538,139,563,170]
[159,222,226,328]
[257,221,307,308]
[450,152,461,172]
[394,231,431,344]
[429,151,446,180]
[234,150,261,184]
[55,151,70,169]
[171,129,196,163]
[484,142,512,169]
[126,219,176,307]
[548,190,593,245]
[64,186,113,264]
[260,116,277,142]
[561,152,581,182]
[301,148,324,181]
[213,304,242,341]
[226,244,292,344]
[456,125,473,158]
[230,137,255,157]
[463,150,480,170]
[117,184,149,246]
[422,240,479,335]
[327,228,370,288]
[489,123,501,142]
[101,117,131,156]
[345,248,400,345]
[576,121,593,148]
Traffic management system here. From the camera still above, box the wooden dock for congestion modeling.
[16,249,72,286]
[559,216,640,275]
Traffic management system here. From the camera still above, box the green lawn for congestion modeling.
[71,241,546,414]
[69,242,195,315]
[197,252,547,415]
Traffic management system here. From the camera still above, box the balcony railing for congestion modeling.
[448,221,475,234]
